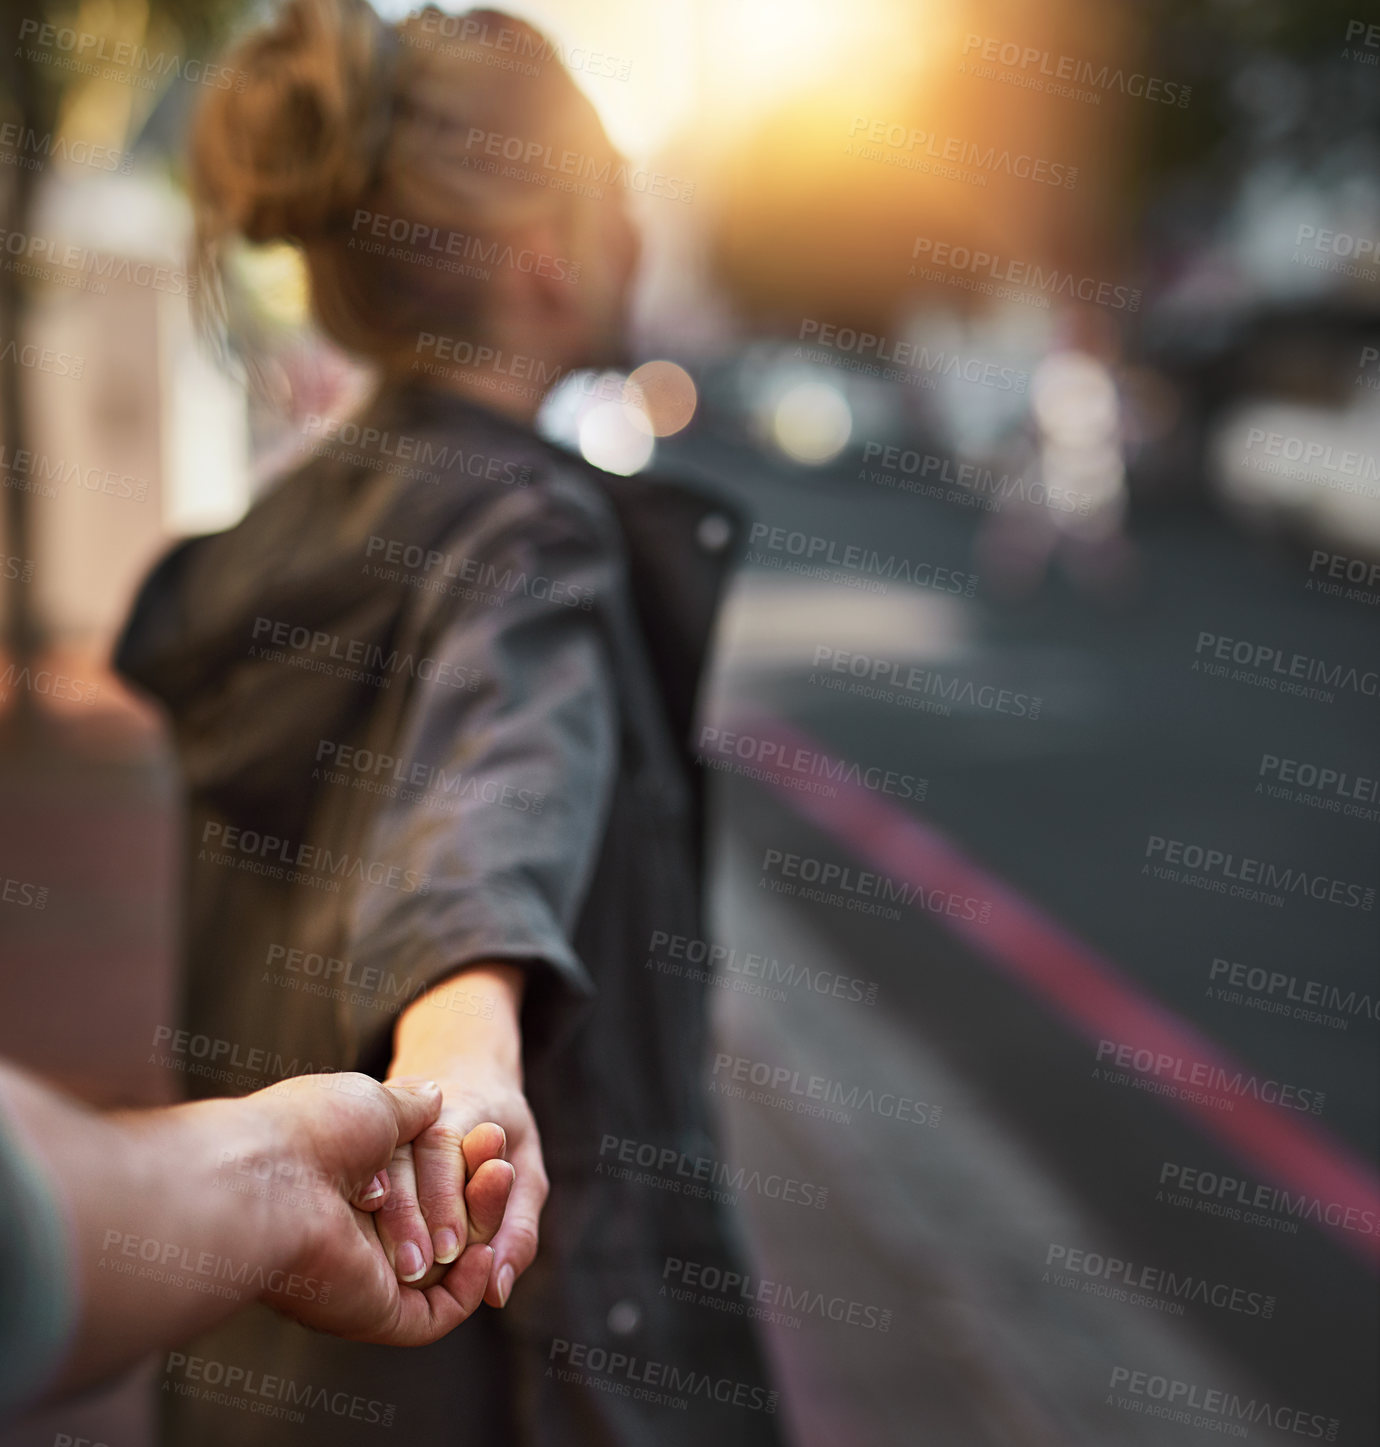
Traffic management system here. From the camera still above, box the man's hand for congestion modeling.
[248,1073,516,1344]
[0,1063,519,1401]
[383,965,547,1308]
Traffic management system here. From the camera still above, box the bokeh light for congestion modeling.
[577,399,656,474]
[768,378,853,464]
[1030,350,1126,533]
[1030,351,1120,447]
[626,360,698,437]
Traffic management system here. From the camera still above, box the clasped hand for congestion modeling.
[249,1071,515,1346]
[256,964,544,1345]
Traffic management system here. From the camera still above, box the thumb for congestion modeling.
[382,1078,443,1146]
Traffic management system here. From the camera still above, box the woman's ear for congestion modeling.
[503,215,584,326]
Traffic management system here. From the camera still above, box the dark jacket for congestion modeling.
[116,382,783,1446]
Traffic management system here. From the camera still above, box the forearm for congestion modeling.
[0,1064,305,1394]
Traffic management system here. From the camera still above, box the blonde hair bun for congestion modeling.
[191,0,395,247]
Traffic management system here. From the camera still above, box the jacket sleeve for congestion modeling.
[0,1112,74,1417]
[342,479,622,1063]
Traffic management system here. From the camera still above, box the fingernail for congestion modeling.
[397,1242,426,1282]
[496,1263,515,1307]
[434,1228,459,1264]
[360,1174,386,1203]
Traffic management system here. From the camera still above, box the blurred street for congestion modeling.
[687,431,1379,1446]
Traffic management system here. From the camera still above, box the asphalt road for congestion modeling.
[673,427,1380,1447]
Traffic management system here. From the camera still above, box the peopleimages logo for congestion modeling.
[1192,631,1378,703]
[413,331,566,387]
[0,121,131,174]
[1208,956,1380,1028]
[0,442,149,501]
[1293,222,1379,268]
[959,35,1191,107]
[910,237,1141,310]
[596,1134,829,1210]
[250,614,483,693]
[747,521,978,597]
[301,413,533,486]
[1158,1161,1380,1237]
[0,227,197,295]
[1259,752,1378,803]
[1094,1039,1325,1113]
[1307,547,1380,603]
[1243,424,1380,495]
[810,646,1042,720]
[364,534,594,613]
[314,737,548,814]
[662,1257,893,1332]
[860,440,1090,514]
[163,1352,397,1429]
[200,820,431,896]
[548,1339,776,1414]
[711,1051,942,1127]
[797,318,1029,391]
[17,18,247,92]
[1,876,48,909]
[348,207,581,283]
[1343,19,1380,53]
[264,943,415,1005]
[454,127,695,203]
[1107,1366,1338,1440]
[1257,751,1380,823]
[99,1230,328,1305]
[0,662,99,707]
[645,931,880,1007]
[1044,1245,1274,1318]
[846,116,1078,188]
[404,9,634,83]
[760,846,992,924]
[150,1025,335,1087]
[696,725,926,802]
[0,335,85,378]
[1143,834,1374,911]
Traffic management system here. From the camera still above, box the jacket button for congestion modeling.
[696,512,732,553]
[607,1299,642,1335]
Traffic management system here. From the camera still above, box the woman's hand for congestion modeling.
[249,1072,516,1344]
[381,964,548,1309]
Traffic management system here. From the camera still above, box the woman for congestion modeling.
[117,3,781,1443]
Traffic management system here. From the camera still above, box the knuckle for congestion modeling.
[419,1177,463,1213]
[420,1120,468,1155]
[378,1190,422,1229]
[507,1221,540,1262]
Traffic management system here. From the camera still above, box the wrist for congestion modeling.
[393,962,526,1082]
[194,1094,319,1280]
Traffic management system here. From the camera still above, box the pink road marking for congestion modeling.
[720,711,1380,1267]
